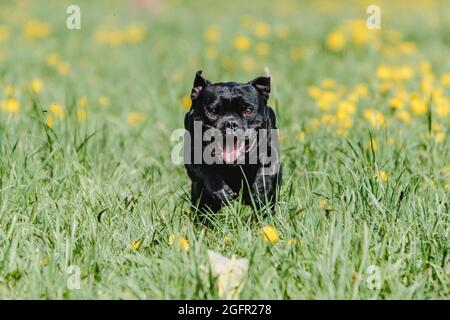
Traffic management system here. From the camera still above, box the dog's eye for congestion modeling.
[206,107,217,116]
[243,106,253,116]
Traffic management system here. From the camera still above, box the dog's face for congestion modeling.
[189,71,271,164]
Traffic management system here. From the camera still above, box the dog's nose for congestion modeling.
[225,120,239,131]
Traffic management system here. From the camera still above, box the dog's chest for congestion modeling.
[215,165,258,192]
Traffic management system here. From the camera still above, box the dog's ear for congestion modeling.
[249,76,271,99]
[191,70,210,100]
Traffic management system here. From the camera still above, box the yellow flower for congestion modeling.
[287,239,296,245]
[168,234,189,252]
[445,184,450,190]
[181,96,192,111]
[76,109,87,121]
[99,96,110,107]
[441,73,450,86]
[253,22,270,38]
[326,30,346,51]
[24,20,51,39]
[0,25,10,42]
[46,114,54,128]
[125,24,144,43]
[205,46,218,60]
[46,52,61,67]
[376,65,392,80]
[2,98,20,113]
[307,86,321,99]
[289,47,302,61]
[321,78,336,89]
[297,131,305,142]
[275,24,289,38]
[127,112,144,126]
[411,98,427,115]
[319,199,333,211]
[260,225,279,244]
[57,62,71,76]
[435,132,445,143]
[204,25,220,43]
[389,97,404,110]
[31,78,44,94]
[79,96,88,107]
[363,108,386,128]
[49,103,65,120]
[57,62,70,76]
[4,85,15,97]
[365,138,378,151]
[234,36,251,51]
[375,170,388,182]
[130,240,141,250]
[396,110,411,124]
[255,42,269,57]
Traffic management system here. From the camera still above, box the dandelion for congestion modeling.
[181,96,192,111]
[0,25,10,42]
[130,240,141,250]
[441,73,450,86]
[297,131,305,142]
[411,98,427,115]
[46,114,54,128]
[99,96,110,107]
[168,234,189,252]
[46,52,61,67]
[31,78,44,94]
[127,112,144,126]
[389,97,404,110]
[125,24,144,43]
[49,103,65,120]
[274,24,289,38]
[57,62,71,76]
[363,108,386,128]
[234,36,251,51]
[287,239,296,245]
[435,132,445,143]
[307,86,321,99]
[289,47,302,61]
[375,170,388,182]
[319,199,333,212]
[253,22,270,38]
[2,98,20,113]
[260,225,279,244]
[79,96,88,107]
[76,109,87,121]
[4,85,15,97]
[24,20,51,39]
[396,110,411,124]
[326,30,346,51]
[365,138,378,151]
[321,78,336,89]
[445,184,450,190]
[203,25,220,43]
[255,42,269,57]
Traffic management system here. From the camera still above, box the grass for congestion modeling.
[0,0,449,299]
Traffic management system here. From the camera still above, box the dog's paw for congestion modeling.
[211,185,237,204]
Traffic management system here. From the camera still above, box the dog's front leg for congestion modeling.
[186,165,237,212]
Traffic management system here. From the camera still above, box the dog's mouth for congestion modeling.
[211,135,255,164]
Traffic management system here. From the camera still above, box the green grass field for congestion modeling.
[0,0,449,299]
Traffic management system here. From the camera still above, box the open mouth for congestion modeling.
[214,135,255,164]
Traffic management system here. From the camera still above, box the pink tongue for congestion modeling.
[222,144,240,163]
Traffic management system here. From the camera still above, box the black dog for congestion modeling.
[184,70,282,213]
